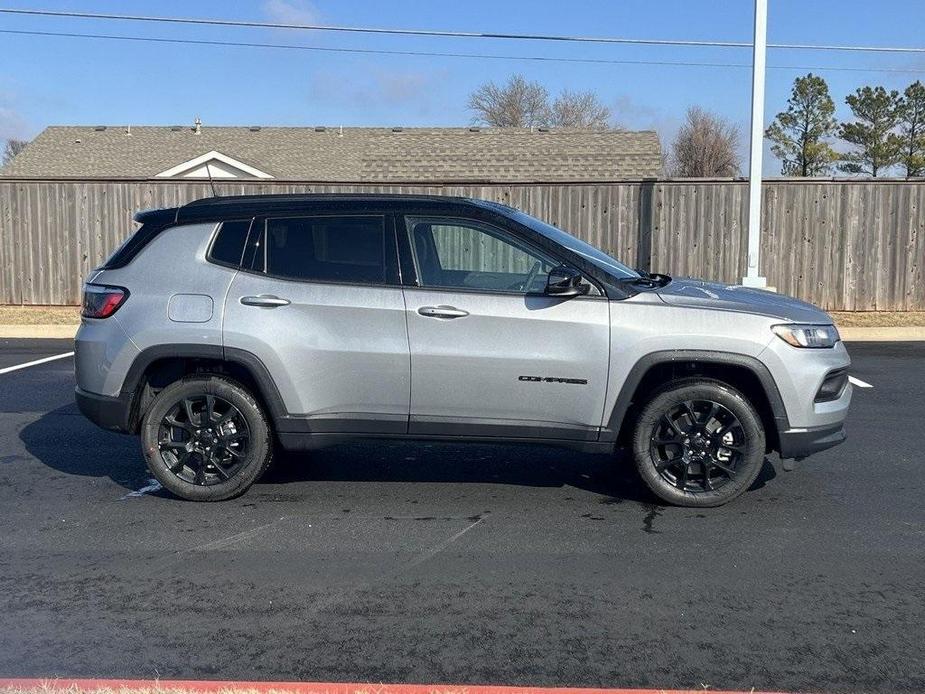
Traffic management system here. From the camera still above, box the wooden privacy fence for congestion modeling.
[0,178,922,310]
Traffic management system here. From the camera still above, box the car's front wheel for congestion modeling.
[631,378,766,507]
[140,375,273,501]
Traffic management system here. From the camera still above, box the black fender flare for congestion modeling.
[120,343,288,427]
[601,349,790,442]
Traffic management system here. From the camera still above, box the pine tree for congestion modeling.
[766,73,839,176]
[897,80,925,178]
[838,86,903,176]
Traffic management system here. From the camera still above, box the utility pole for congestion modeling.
[742,0,768,288]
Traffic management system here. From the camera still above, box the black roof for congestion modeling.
[136,193,505,225]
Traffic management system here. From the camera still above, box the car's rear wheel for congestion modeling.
[631,378,766,507]
[140,375,273,501]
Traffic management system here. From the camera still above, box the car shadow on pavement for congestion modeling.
[267,441,776,502]
[265,440,658,501]
[18,403,146,492]
[21,405,776,503]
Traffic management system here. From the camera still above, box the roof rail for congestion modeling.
[181,192,473,208]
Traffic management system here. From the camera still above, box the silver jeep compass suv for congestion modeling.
[75,194,851,506]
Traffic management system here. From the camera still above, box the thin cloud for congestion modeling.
[613,94,682,155]
[374,70,433,105]
[262,0,320,25]
[310,67,441,114]
[0,97,29,141]
[613,95,678,132]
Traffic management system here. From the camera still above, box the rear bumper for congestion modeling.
[777,422,846,459]
[75,386,133,433]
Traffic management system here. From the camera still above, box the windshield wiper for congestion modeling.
[623,270,672,288]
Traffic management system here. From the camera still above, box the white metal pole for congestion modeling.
[742,0,768,288]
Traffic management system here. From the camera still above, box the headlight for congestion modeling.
[771,323,840,348]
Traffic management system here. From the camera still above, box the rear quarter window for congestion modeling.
[102,222,164,269]
[208,220,253,267]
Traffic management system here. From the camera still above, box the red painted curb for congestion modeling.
[0,679,791,694]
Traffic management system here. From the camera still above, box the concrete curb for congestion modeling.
[1,324,924,342]
[838,326,925,341]
[0,324,77,339]
[0,679,787,694]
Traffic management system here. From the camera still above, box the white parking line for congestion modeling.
[0,351,74,375]
[849,375,874,388]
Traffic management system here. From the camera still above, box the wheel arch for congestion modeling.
[605,350,789,453]
[120,344,286,432]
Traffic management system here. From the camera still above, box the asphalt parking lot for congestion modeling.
[0,338,922,693]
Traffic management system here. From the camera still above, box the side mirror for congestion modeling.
[545,265,589,297]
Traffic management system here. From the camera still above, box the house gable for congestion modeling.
[155,150,273,179]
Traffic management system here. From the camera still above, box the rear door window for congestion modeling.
[263,216,387,285]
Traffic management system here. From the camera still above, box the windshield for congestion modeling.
[507,209,640,279]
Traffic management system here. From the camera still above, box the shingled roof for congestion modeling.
[2,125,662,182]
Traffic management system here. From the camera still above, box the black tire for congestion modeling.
[631,377,766,507]
[140,375,273,501]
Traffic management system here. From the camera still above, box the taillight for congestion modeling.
[82,284,129,318]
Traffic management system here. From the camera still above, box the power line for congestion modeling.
[1,7,924,54]
[0,8,752,48]
[1,28,923,75]
[0,28,747,67]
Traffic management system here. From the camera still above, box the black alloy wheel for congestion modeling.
[649,399,745,493]
[141,375,273,501]
[157,394,250,486]
[631,378,766,507]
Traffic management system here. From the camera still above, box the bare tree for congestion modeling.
[549,90,612,128]
[467,74,549,127]
[2,138,28,167]
[669,107,741,177]
[468,75,615,130]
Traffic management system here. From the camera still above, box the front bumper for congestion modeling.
[778,421,846,459]
[759,337,852,460]
[75,386,133,433]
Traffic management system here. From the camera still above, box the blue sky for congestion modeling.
[1,0,923,175]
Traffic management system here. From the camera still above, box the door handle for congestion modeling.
[418,305,469,319]
[240,295,291,308]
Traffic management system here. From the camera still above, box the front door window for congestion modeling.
[407,218,558,294]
